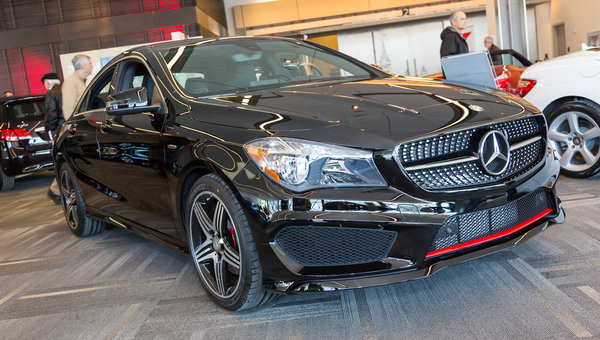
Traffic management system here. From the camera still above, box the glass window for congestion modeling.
[160,39,373,96]
[118,61,161,106]
[3,99,46,122]
[82,67,115,111]
[500,54,525,67]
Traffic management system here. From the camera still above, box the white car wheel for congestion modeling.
[548,101,600,177]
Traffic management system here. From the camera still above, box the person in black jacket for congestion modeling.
[41,72,63,203]
[484,36,502,65]
[440,11,469,58]
[42,73,63,138]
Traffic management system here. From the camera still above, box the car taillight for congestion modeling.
[0,129,33,142]
[516,78,537,97]
[494,73,509,91]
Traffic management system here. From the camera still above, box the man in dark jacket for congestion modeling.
[440,11,469,57]
[41,72,63,203]
[42,73,63,138]
[484,36,502,65]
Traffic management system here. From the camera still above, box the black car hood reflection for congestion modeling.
[196,78,529,149]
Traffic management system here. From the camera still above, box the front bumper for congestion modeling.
[232,147,564,293]
[286,210,562,293]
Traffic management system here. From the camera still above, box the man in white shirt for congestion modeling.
[62,54,93,119]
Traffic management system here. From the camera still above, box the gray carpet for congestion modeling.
[1,172,599,339]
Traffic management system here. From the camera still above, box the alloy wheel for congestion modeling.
[60,170,79,231]
[548,111,600,173]
[188,191,242,299]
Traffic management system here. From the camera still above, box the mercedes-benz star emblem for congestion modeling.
[469,104,484,112]
[478,130,511,176]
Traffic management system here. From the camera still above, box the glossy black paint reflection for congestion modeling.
[54,36,563,292]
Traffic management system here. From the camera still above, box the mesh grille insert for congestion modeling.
[408,139,544,190]
[429,188,550,254]
[274,226,397,267]
[395,117,546,190]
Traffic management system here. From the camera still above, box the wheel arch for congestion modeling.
[175,160,248,236]
[542,96,600,117]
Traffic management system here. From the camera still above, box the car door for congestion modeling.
[96,58,179,239]
[63,65,118,213]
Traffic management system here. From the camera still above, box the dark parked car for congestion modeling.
[54,36,565,311]
[1,95,53,191]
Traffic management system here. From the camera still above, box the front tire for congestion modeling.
[185,174,274,311]
[58,163,105,237]
[547,100,600,178]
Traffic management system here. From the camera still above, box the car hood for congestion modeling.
[193,77,532,149]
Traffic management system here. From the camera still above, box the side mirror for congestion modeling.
[106,87,161,115]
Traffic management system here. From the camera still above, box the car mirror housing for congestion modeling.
[106,87,161,115]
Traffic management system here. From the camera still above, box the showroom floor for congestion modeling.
[1,172,600,339]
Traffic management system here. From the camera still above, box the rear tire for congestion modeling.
[548,100,600,178]
[0,168,15,192]
[185,173,275,311]
[58,162,105,237]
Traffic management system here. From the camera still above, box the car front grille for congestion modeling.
[395,116,546,190]
[274,225,397,267]
[428,188,550,256]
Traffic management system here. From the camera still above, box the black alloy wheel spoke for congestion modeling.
[193,202,215,238]
[67,200,77,224]
[222,242,240,270]
[213,254,227,296]
[195,239,215,264]
[190,191,242,299]
[213,200,226,234]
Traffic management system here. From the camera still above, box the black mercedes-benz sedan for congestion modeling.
[54,36,565,311]
[1,95,53,191]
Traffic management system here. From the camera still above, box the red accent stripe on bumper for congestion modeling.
[426,208,553,258]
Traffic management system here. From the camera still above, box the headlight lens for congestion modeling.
[244,138,386,191]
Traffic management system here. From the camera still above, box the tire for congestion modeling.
[185,174,275,311]
[547,100,600,178]
[58,162,105,237]
[0,168,15,192]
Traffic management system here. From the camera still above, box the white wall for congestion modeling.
[338,12,489,76]
[535,2,552,60]
[223,0,279,36]
[550,0,600,54]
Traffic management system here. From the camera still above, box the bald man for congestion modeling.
[440,11,469,57]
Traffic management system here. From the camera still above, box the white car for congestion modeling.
[518,47,600,177]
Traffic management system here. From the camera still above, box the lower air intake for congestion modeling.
[274,226,397,267]
[429,188,550,255]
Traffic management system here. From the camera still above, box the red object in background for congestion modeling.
[0,129,33,142]
[5,49,29,96]
[462,32,472,39]
[141,0,180,11]
[162,25,185,38]
[22,46,53,95]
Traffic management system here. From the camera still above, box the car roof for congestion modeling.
[126,36,303,53]
[0,94,45,105]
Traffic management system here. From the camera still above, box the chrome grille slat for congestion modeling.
[395,117,546,190]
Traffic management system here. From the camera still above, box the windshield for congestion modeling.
[160,39,373,96]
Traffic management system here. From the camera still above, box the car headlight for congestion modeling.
[244,137,387,191]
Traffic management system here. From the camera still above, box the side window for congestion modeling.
[81,66,116,112]
[118,61,162,106]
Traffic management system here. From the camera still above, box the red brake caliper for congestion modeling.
[229,227,237,248]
